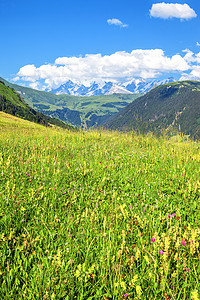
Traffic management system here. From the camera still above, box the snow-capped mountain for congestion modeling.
[49,77,176,96]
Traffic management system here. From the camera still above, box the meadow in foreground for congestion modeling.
[0,113,199,299]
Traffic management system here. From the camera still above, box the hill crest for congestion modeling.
[105,80,200,139]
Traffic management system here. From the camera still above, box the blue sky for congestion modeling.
[1,0,200,89]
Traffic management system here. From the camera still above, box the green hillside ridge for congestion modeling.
[105,80,200,139]
[0,77,139,127]
[0,81,76,130]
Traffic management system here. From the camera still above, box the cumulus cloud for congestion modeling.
[180,67,200,81]
[182,49,200,64]
[15,49,191,90]
[197,42,200,46]
[180,50,200,80]
[150,3,197,20]
[107,18,128,28]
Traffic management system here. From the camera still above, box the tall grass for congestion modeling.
[0,114,199,299]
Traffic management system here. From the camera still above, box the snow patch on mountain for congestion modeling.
[49,77,176,96]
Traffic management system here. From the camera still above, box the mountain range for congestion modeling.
[0,77,139,127]
[1,76,200,138]
[49,77,176,96]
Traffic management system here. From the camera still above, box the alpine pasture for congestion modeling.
[0,112,199,299]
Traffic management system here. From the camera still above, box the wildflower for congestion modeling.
[181,241,186,246]
[129,274,138,286]
[120,281,126,289]
[144,255,150,265]
[158,250,164,254]
[136,285,142,298]
[172,272,177,277]
[191,289,199,300]
[172,213,176,216]
[135,248,140,260]
[168,215,172,218]
[69,217,73,219]
[185,268,190,272]
[151,237,156,242]
[123,294,128,297]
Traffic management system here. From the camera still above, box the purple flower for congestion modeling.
[151,237,156,242]
[123,294,128,298]
[168,215,172,218]
[158,250,164,254]
[69,217,73,219]
[181,241,186,246]
[172,213,176,216]
[185,268,190,272]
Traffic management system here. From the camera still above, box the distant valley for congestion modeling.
[0,76,176,128]
[0,80,75,130]
[0,77,140,127]
[1,77,200,139]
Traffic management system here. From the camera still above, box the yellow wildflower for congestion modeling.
[191,289,199,300]
[129,274,138,286]
[135,248,140,260]
[136,285,142,299]
[120,281,126,289]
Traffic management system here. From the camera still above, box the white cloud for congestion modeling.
[150,3,197,20]
[29,82,40,90]
[180,67,200,81]
[107,18,128,28]
[180,50,200,81]
[182,49,200,64]
[197,42,200,46]
[14,49,190,89]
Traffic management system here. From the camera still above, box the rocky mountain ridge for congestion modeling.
[49,77,176,96]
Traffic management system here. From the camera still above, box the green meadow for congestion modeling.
[0,112,199,299]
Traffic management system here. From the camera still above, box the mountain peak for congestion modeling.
[48,77,176,96]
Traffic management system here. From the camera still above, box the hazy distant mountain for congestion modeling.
[49,78,176,96]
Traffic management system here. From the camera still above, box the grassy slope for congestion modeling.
[105,80,200,139]
[0,115,199,299]
[0,81,76,130]
[0,77,139,127]
[0,111,55,130]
